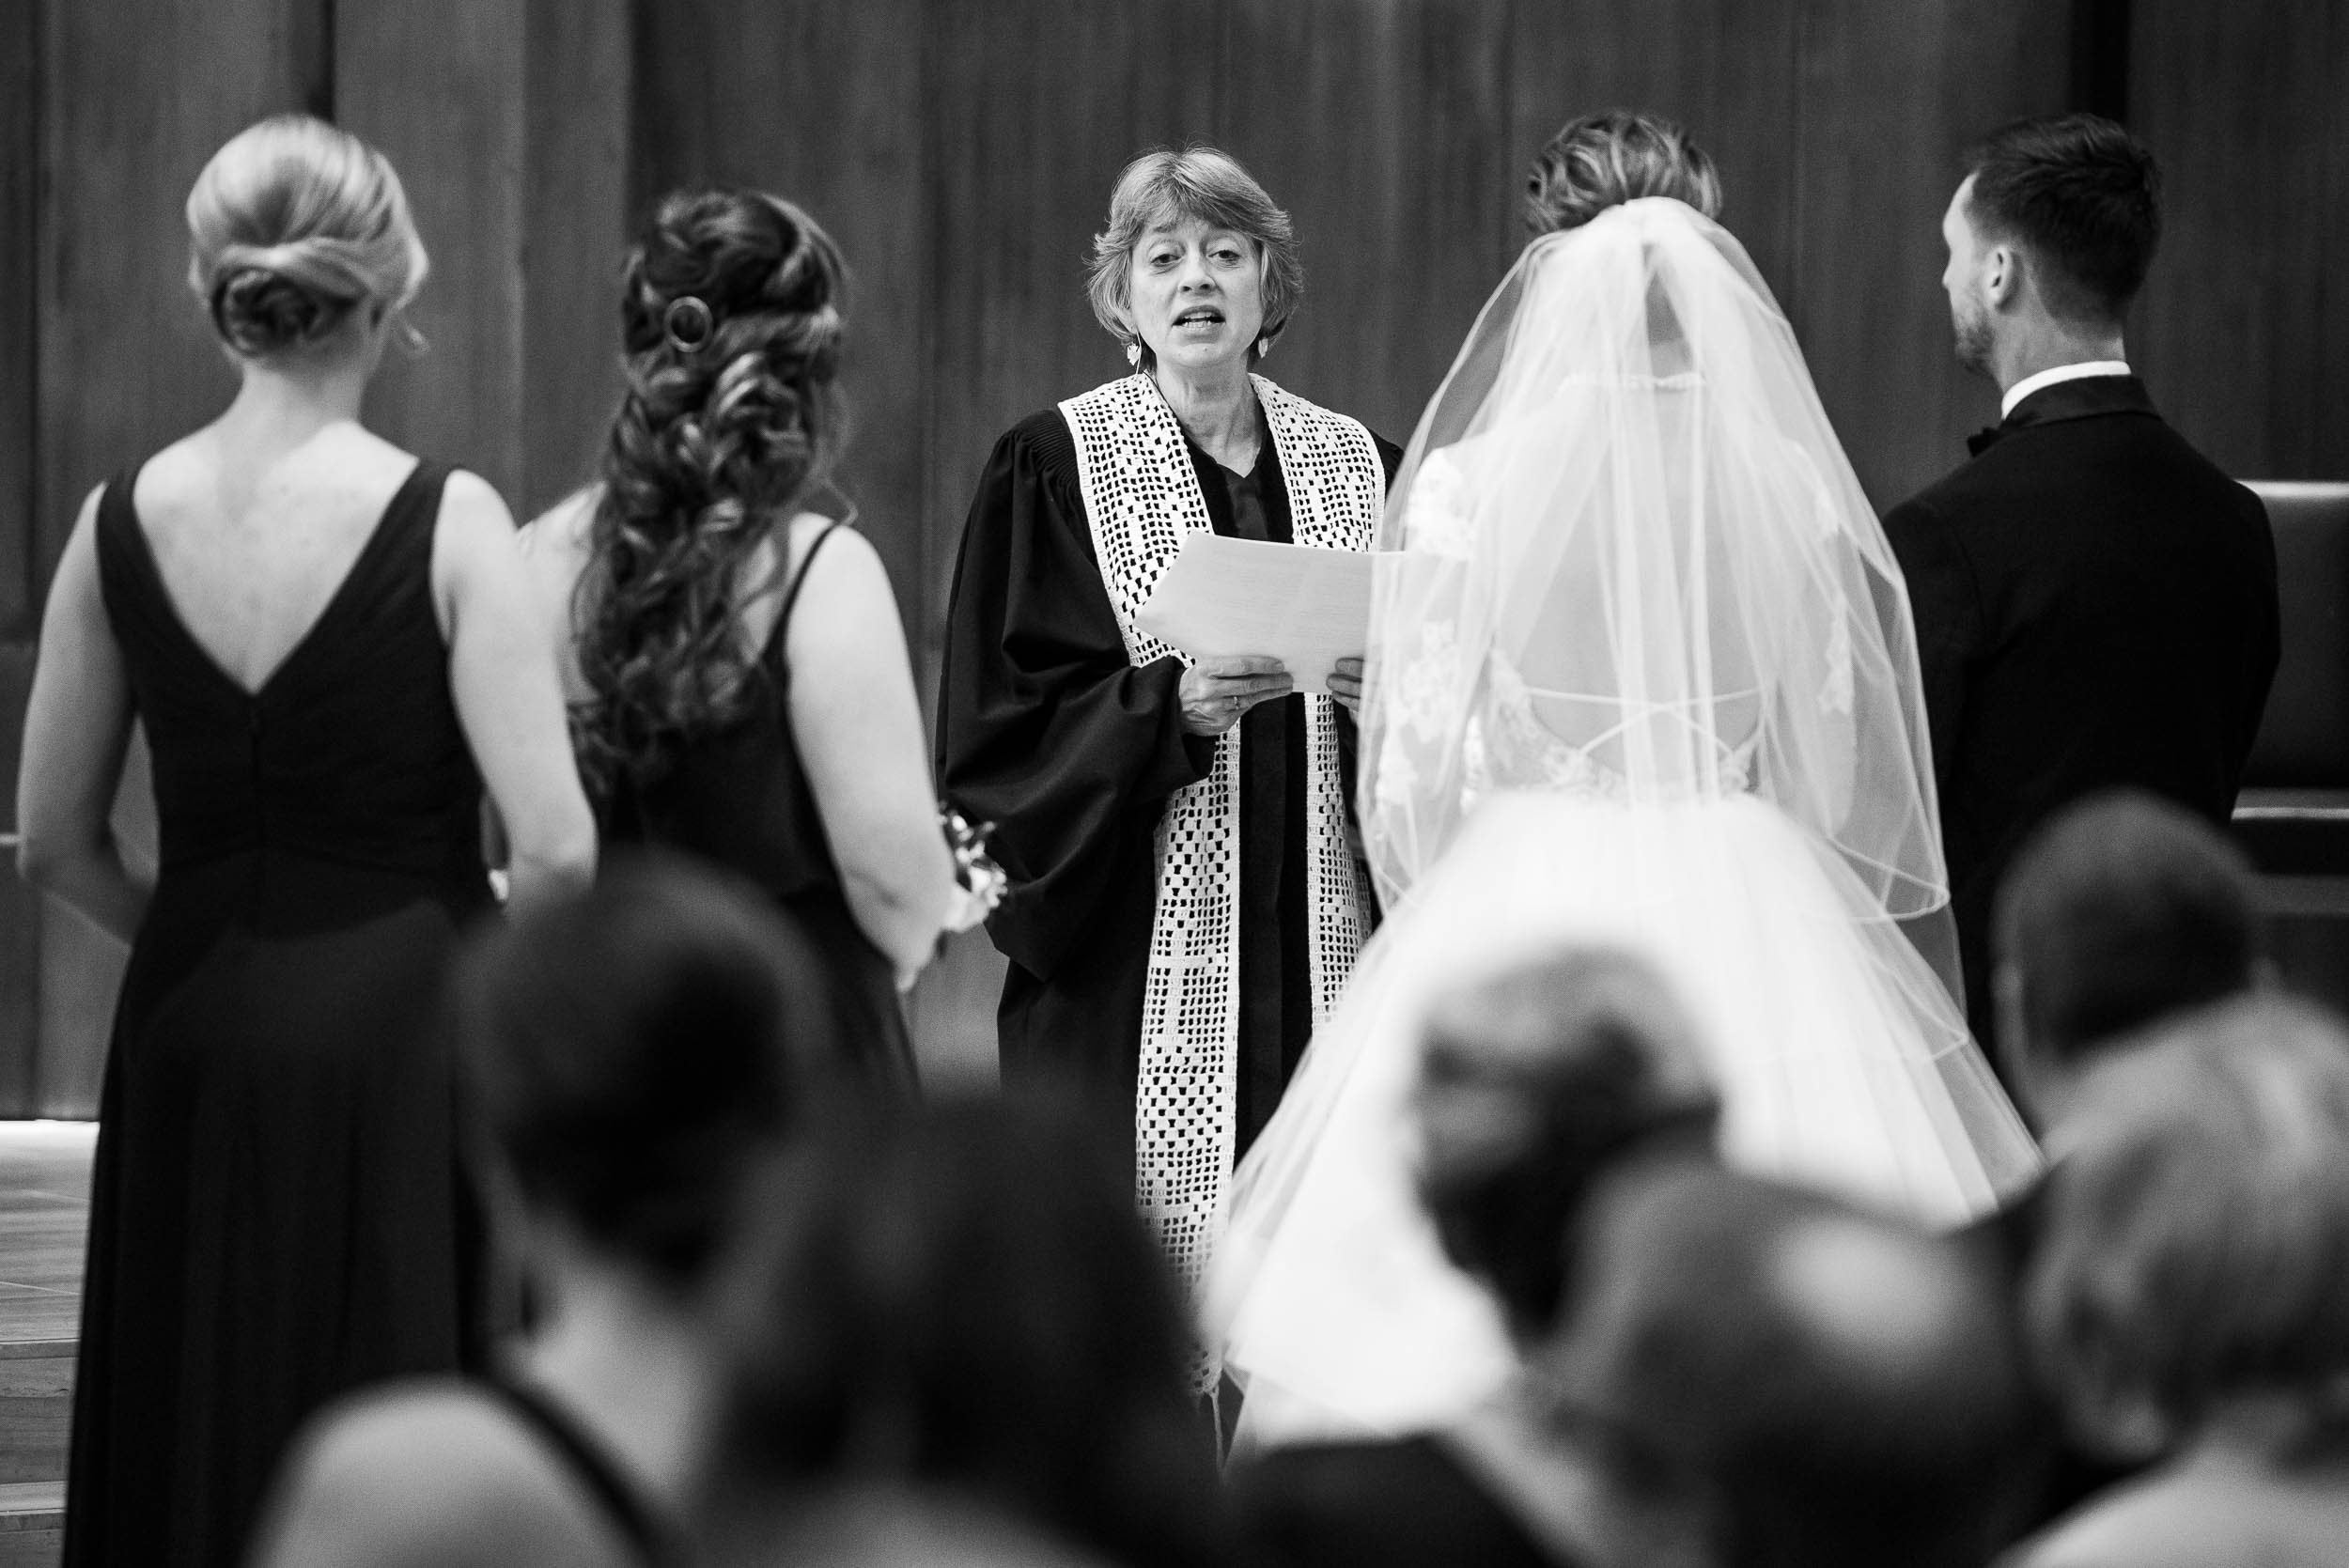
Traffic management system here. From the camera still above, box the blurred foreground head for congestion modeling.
[698,1094,1228,1568]
[2026,994,2349,1466]
[451,852,843,1290]
[1540,1164,2042,1568]
[1993,789,2262,1127]
[1415,946,1719,1341]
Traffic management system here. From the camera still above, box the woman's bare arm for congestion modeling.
[17,489,148,942]
[433,473,598,908]
[786,524,957,982]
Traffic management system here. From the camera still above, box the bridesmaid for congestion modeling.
[524,189,957,1084]
[16,114,596,1567]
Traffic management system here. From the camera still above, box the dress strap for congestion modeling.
[779,518,847,626]
[483,1374,673,1564]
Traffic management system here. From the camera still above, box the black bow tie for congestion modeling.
[1967,425,2006,457]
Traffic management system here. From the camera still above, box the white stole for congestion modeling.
[1059,371,1382,1389]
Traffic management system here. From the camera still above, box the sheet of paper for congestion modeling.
[1133,532,1374,695]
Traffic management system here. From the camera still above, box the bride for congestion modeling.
[1210,195,2041,1448]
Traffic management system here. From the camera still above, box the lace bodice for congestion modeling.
[1461,653,1759,805]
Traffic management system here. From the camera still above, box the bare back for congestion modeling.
[133,421,427,695]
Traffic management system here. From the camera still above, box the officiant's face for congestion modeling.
[1129,218,1267,377]
[1941,177,1997,379]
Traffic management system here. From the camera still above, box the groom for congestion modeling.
[1884,114,2279,1063]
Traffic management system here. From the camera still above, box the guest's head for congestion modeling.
[1942,113,2160,382]
[1523,110,1722,236]
[1413,946,1719,1343]
[1541,1164,2044,1568]
[575,188,849,797]
[185,113,428,372]
[1087,146,1302,378]
[700,1093,1228,1568]
[1992,790,2262,1129]
[451,853,841,1295]
[2025,995,2349,1467]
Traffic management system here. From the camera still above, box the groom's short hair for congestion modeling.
[1961,113,2161,327]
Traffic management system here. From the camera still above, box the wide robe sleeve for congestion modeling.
[936,412,1213,983]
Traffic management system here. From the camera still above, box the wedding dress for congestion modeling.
[1209,199,2041,1450]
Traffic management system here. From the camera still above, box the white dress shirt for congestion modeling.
[2000,360,2133,420]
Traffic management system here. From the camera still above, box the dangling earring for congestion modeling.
[1126,341,1143,368]
[1255,335,1272,361]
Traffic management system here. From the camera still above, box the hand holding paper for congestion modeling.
[1134,532,1375,696]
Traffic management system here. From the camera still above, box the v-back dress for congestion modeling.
[68,459,492,1568]
[600,521,916,1088]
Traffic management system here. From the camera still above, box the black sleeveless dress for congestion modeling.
[601,523,917,1087]
[68,461,492,1568]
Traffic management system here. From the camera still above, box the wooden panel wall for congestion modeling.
[2130,1,2349,479]
[0,0,42,1113]
[337,0,530,505]
[1,0,615,1113]
[5,0,2341,1107]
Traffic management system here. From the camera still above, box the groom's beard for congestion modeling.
[1951,303,1997,382]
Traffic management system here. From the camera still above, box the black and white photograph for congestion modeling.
[0,2,2344,1564]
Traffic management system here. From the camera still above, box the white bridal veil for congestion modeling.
[1210,201,2038,1448]
[1361,197,1955,952]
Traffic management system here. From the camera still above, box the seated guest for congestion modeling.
[1885,113,2279,1057]
[1234,948,1720,1568]
[249,857,843,1567]
[2005,996,2349,1568]
[1978,789,2264,1530]
[1993,789,2264,1135]
[1545,1164,2045,1568]
[693,1094,1235,1568]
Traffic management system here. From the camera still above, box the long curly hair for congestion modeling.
[573,189,849,798]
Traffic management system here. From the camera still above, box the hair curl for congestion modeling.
[1524,110,1722,235]
[573,188,850,798]
[185,113,428,357]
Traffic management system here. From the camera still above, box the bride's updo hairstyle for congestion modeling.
[1524,110,1722,235]
[575,185,850,798]
[575,189,848,798]
[185,114,428,359]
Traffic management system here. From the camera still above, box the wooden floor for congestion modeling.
[0,1121,92,1564]
[0,1125,89,1348]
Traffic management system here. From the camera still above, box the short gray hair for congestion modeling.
[2028,995,2349,1447]
[1524,110,1722,235]
[1086,147,1302,368]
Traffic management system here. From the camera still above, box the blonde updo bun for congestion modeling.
[186,114,429,358]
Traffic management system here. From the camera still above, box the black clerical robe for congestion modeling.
[937,406,1398,1156]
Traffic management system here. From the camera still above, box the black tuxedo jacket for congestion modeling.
[1884,376,2279,1049]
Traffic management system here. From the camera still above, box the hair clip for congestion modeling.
[664,295,716,354]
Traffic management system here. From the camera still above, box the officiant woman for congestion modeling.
[936,147,1398,1323]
